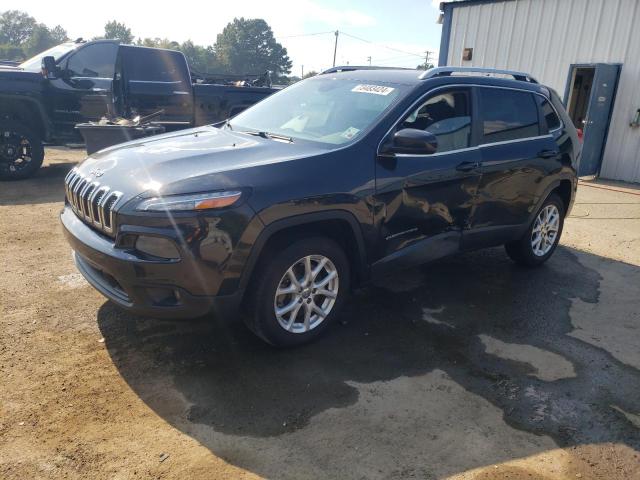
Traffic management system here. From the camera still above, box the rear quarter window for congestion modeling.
[538,97,562,131]
[478,88,540,143]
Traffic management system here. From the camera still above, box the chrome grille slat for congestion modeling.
[64,168,122,237]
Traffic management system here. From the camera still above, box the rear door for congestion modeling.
[465,86,555,248]
[119,46,194,128]
[373,87,482,272]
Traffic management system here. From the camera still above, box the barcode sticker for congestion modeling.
[351,84,395,96]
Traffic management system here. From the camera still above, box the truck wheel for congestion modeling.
[0,122,45,180]
[244,237,350,347]
[505,193,565,267]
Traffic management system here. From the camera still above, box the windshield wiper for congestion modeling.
[242,130,294,143]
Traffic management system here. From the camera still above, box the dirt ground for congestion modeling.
[1,148,639,479]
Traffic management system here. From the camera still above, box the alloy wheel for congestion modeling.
[531,204,560,256]
[274,255,339,334]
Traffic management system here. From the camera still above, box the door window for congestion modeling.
[478,88,539,143]
[400,89,471,153]
[126,49,187,83]
[66,43,118,78]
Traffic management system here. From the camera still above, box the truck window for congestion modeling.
[126,49,188,83]
[478,88,540,143]
[66,43,118,78]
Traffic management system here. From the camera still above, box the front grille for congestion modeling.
[64,168,123,236]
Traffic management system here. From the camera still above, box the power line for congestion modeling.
[339,31,425,58]
[279,30,335,39]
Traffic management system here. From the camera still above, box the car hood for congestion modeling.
[73,126,328,202]
[0,67,43,82]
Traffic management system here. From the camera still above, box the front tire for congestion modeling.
[0,121,45,180]
[244,237,350,347]
[505,193,565,267]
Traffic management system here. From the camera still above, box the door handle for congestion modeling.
[456,161,480,172]
[538,150,559,159]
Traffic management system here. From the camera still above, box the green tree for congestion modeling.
[0,10,37,45]
[24,24,68,56]
[103,20,133,43]
[0,44,25,61]
[179,40,219,73]
[302,70,318,79]
[214,18,291,75]
[136,37,178,49]
[49,25,69,43]
[416,62,435,71]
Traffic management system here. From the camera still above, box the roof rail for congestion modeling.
[321,65,415,75]
[420,67,538,83]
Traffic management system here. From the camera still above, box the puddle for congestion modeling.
[480,334,576,381]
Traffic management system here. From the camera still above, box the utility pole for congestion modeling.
[301,65,304,78]
[367,56,371,66]
[332,30,339,67]
[424,50,434,69]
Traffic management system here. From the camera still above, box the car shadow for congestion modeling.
[97,246,640,479]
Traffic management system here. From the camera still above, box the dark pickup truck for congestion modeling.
[0,39,278,179]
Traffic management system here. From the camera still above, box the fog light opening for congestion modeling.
[135,235,180,260]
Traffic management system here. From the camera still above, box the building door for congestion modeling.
[564,63,621,177]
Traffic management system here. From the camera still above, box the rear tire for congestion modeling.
[505,193,565,267]
[0,121,45,180]
[243,237,350,347]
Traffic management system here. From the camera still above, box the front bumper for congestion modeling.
[61,206,242,319]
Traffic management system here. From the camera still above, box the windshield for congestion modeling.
[19,43,77,72]
[230,76,408,145]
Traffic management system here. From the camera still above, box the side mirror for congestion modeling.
[41,56,58,79]
[388,128,438,155]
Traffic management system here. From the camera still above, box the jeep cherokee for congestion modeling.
[61,66,580,346]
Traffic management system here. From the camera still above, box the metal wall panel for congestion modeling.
[446,0,640,183]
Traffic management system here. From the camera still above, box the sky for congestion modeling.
[12,0,445,75]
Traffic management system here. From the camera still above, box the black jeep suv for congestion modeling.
[61,66,579,346]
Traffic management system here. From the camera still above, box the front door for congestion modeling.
[373,87,482,273]
[49,42,119,139]
[566,63,621,177]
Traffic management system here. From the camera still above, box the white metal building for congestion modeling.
[438,0,640,182]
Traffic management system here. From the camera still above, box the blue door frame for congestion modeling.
[563,63,622,177]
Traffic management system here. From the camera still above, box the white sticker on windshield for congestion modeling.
[351,84,395,96]
[341,127,360,139]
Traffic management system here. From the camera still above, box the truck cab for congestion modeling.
[0,40,277,180]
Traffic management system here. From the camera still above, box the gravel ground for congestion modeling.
[1,148,639,479]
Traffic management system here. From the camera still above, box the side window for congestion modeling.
[126,49,187,83]
[400,89,471,153]
[538,97,562,131]
[478,88,540,143]
[66,43,118,78]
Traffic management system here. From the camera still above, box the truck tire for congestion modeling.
[0,121,45,180]
[243,237,350,347]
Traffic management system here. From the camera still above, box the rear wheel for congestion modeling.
[0,121,44,180]
[505,193,565,266]
[244,237,350,347]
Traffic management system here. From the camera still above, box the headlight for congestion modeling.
[136,191,242,212]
